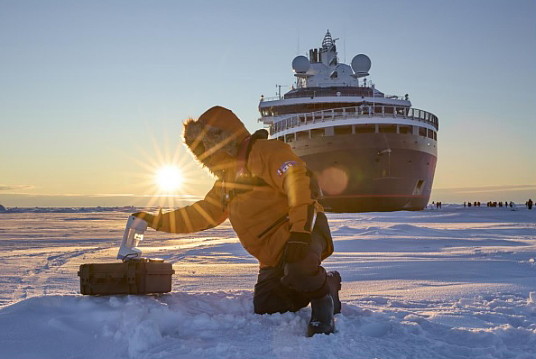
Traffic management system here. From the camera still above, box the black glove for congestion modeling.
[132,211,161,230]
[284,232,311,263]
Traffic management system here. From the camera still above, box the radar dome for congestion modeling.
[351,54,371,74]
[292,56,311,73]
[336,63,353,76]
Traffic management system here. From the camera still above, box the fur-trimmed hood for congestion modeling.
[183,106,250,176]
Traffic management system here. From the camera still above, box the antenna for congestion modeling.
[343,26,346,63]
[343,37,346,63]
[296,29,300,55]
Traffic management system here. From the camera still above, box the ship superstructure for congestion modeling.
[259,31,438,212]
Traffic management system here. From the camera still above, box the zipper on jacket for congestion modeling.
[257,214,289,239]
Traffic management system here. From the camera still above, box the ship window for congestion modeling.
[379,124,397,133]
[433,131,437,140]
[285,134,295,142]
[399,125,412,134]
[296,131,309,140]
[334,126,352,135]
[355,124,376,134]
[427,129,434,139]
[311,128,324,138]
[419,127,427,137]
[277,136,284,141]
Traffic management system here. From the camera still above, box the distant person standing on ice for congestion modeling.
[132,106,340,337]
[527,199,533,210]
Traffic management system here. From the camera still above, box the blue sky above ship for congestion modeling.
[0,0,535,206]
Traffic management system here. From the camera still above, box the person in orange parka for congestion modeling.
[133,106,341,336]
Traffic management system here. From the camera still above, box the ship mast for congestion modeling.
[291,31,371,89]
[320,30,339,67]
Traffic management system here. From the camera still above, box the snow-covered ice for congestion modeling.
[0,205,535,359]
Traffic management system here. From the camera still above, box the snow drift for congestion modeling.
[0,205,535,358]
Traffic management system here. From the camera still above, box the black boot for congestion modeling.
[327,271,342,314]
[307,294,335,337]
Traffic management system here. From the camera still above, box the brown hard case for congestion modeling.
[78,258,174,295]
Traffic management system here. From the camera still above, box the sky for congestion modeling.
[1,0,535,207]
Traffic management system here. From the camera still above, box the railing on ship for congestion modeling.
[269,105,439,135]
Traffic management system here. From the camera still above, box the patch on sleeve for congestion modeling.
[277,160,297,176]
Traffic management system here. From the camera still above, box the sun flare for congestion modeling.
[155,165,184,192]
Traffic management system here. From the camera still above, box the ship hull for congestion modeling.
[290,132,437,212]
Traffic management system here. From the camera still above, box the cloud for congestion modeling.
[0,192,202,207]
[0,184,34,192]
[90,193,204,201]
[0,191,202,201]
[436,184,536,194]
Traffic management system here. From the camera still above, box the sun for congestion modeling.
[155,165,184,193]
